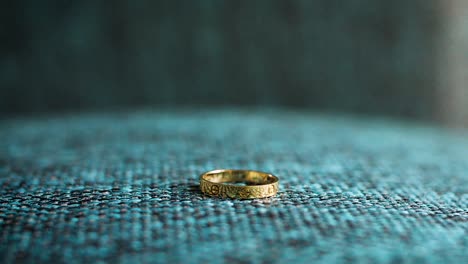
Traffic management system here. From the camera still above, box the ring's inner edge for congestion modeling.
[204,171,276,186]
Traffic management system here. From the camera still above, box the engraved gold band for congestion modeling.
[200,169,279,199]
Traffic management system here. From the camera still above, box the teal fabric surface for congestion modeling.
[0,109,467,263]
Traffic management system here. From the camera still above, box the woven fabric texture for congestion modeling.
[0,109,467,263]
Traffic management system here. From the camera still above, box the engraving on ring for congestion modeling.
[238,189,251,199]
[210,185,220,195]
[226,186,237,198]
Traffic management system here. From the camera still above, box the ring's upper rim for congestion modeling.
[200,169,279,187]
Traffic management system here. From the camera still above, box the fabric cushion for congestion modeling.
[0,109,467,263]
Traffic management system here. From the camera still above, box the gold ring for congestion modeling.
[200,169,279,199]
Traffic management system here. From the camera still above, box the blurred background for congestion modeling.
[0,0,467,127]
